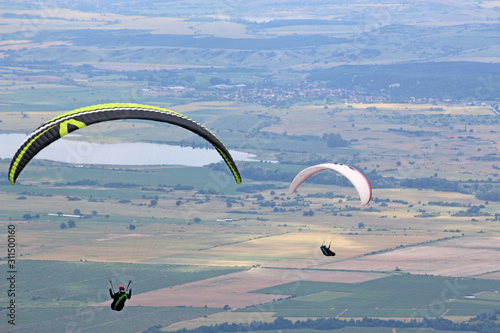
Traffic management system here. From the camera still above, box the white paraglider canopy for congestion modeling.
[288,163,372,205]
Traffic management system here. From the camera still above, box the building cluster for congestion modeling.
[200,83,454,107]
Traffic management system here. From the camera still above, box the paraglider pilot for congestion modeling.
[109,280,132,311]
[320,242,335,256]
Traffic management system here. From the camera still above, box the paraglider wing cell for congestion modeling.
[288,163,372,205]
[8,103,241,185]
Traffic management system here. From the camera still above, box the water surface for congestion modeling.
[0,133,255,167]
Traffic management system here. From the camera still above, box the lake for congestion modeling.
[0,133,256,167]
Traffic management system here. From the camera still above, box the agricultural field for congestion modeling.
[1,1,500,332]
[1,99,499,332]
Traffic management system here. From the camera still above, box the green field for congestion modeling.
[8,306,218,333]
[0,260,246,333]
[242,275,500,318]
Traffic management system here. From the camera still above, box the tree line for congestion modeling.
[210,162,500,201]
[146,310,500,333]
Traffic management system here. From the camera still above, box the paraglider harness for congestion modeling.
[320,242,335,256]
[109,280,132,311]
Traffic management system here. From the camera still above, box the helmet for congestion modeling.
[119,285,125,291]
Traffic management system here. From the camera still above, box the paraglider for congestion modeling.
[289,163,371,258]
[8,103,243,311]
[288,163,372,205]
[8,103,242,185]
[320,242,335,256]
[109,280,132,311]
